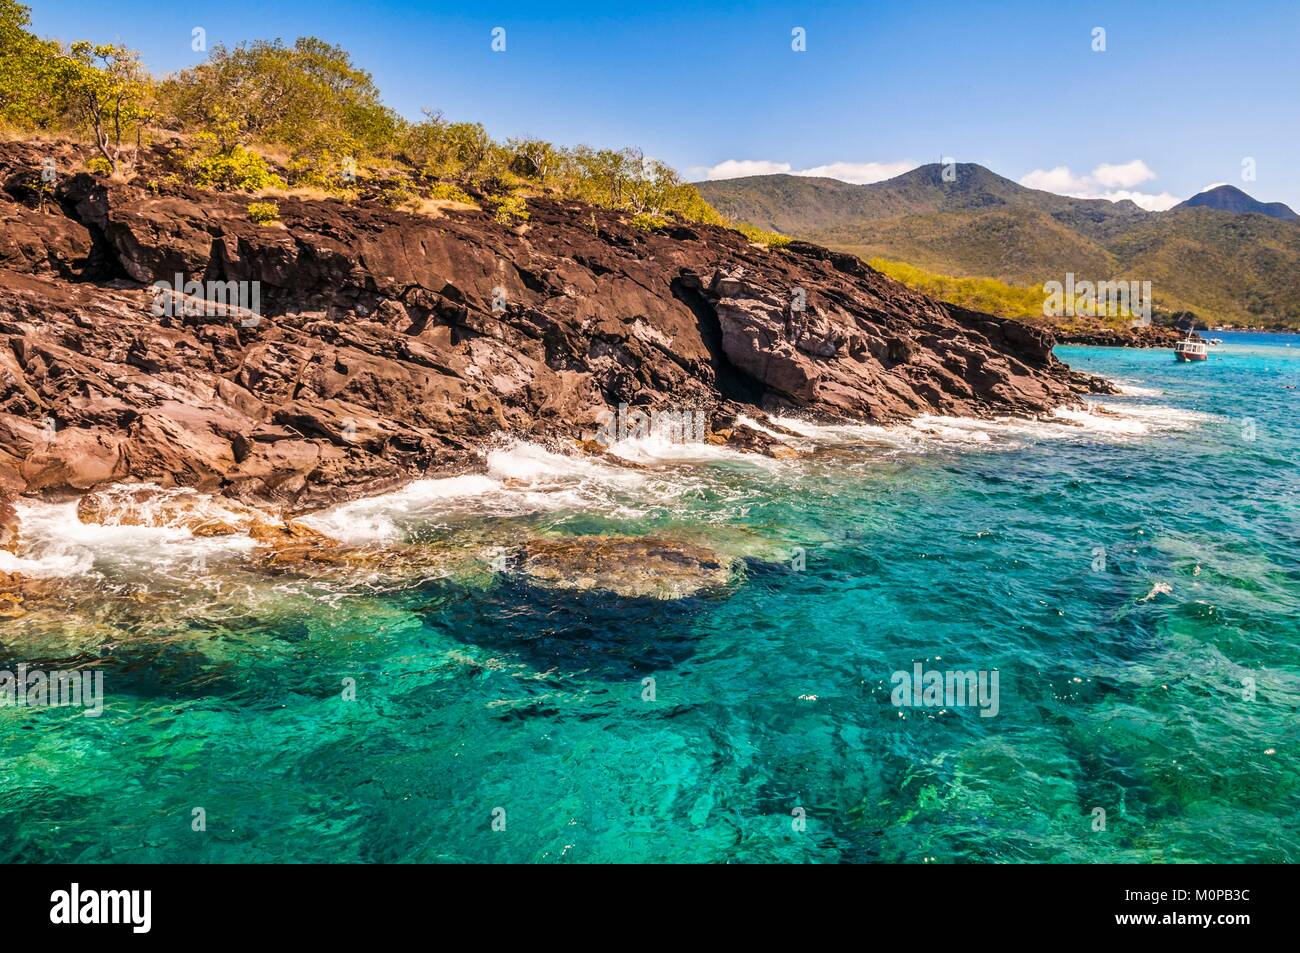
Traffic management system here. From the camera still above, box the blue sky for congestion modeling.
[26,0,1300,209]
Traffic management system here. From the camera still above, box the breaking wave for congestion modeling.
[1,499,256,579]
[5,398,1210,570]
[771,399,1210,452]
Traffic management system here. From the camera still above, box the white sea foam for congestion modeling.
[485,440,642,485]
[3,499,256,578]
[770,400,1207,452]
[1056,401,1215,436]
[1113,382,1164,397]
[771,413,995,450]
[734,413,795,442]
[1050,405,1151,435]
[303,474,501,543]
[605,429,782,467]
[7,399,1208,567]
[303,439,681,542]
[770,415,901,445]
[909,416,995,443]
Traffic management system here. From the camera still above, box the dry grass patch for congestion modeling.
[412,197,479,217]
[253,184,355,203]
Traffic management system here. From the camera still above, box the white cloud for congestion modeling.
[1095,189,1181,212]
[1019,160,1179,211]
[692,158,914,185]
[1091,159,1157,189]
[1019,165,1085,193]
[793,160,916,184]
[692,159,792,180]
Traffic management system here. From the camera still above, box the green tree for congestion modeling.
[0,0,69,129]
[400,111,497,183]
[62,41,150,171]
[506,137,560,183]
[160,37,401,159]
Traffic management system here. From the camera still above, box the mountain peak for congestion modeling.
[1174,184,1298,221]
[888,162,1013,191]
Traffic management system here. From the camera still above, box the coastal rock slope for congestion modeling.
[0,140,1104,513]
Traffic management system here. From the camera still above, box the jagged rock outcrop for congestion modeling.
[0,139,1109,513]
[1055,325,1190,348]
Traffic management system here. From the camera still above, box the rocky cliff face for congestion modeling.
[0,140,1106,517]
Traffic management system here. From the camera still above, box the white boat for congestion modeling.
[1174,330,1208,362]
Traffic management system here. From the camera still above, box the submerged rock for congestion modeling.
[707,421,802,459]
[77,484,270,536]
[0,571,25,619]
[247,529,503,594]
[520,534,734,599]
[0,567,61,620]
[246,517,341,558]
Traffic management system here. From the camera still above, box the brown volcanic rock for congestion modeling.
[0,141,96,280]
[521,534,734,599]
[0,201,93,278]
[1055,324,1188,348]
[0,139,1105,512]
[0,491,18,553]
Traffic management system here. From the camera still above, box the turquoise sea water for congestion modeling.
[1,331,1296,863]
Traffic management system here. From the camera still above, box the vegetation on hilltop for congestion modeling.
[0,0,734,233]
[868,258,1048,320]
[869,258,1208,331]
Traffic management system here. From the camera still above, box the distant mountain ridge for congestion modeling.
[697,165,1300,326]
[1174,184,1298,221]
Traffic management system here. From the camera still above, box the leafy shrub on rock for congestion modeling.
[427,182,477,205]
[489,193,529,225]
[246,200,280,225]
[189,142,286,192]
[630,211,667,231]
[735,222,792,248]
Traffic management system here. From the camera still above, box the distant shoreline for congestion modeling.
[1055,327,1299,350]
[1205,327,1300,334]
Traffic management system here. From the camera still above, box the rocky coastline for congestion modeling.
[1,138,1114,586]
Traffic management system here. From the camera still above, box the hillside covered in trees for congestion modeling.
[0,0,784,237]
[699,165,1300,329]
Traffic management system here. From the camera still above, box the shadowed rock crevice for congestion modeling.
[671,275,766,406]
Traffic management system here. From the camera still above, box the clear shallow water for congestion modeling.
[1,332,1297,863]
